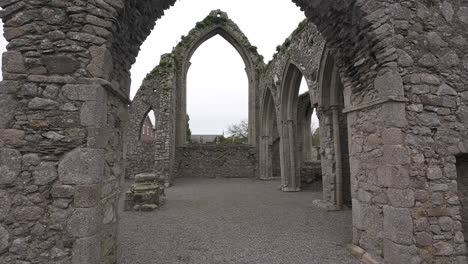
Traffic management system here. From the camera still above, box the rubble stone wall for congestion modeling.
[175,144,257,179]
[125,55,177,182]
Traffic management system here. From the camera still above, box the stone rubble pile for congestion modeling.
[124,173,166,211]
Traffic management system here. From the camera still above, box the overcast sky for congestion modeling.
[0,0,318,134]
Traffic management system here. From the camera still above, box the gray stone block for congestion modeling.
[87,46,113,80]
[28,97,59,110]
[0,148,21,185]
[58,148,105,185]
[2,51,26,73]
[0,94,17,128]
[383,206,413,245]
[72,235,101,264]
[387,189,415,208]
[67,207,101,238]
[33,162,58,185]
[383,239,418,264]
[13,206,44,221]
[374,71,404,97]
[43,55,79,74]
[74,185,101,208]
[0,225,9,254]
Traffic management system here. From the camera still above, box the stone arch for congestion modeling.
[278,61,310,191]
[259,86,281,180]
[171,10,265,146]
[1,1,467,263]
[316,46,351,209]
[296,92,315,168]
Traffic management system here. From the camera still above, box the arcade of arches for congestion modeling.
[0,1,468,264]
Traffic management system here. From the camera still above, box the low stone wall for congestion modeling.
[300,161,322,185]
[175,144,257,178]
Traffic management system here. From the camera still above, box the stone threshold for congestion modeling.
[348,244,381,264]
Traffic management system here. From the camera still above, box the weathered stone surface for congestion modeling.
[135,173,156,183]
[43,84,59,99]
[387,189,414,208]
[72,235,101,264]
[43,131,65,141]
[28,97,59,110]
[0,94,17,128]
[58,148,105,185]
[434,241,454,256]
[384,240,417,264]
[2,51,26,73]
[374,71,404,97]
[14,206,44,221]
[0,129,25,147]
[427,166,443,180]
[74,185,101,208]
[0,80,21,94]
[51,185,74,198]
[87,46,113,79]
[67,32,106,45]
[41,8,67,25]
[0,190,11,222]
[383,206,413,245]
[32,162,57,185]
[377,165,410,189]
[175,144,257,179]
[0,225,9,254]
[43,55,80,74]
[0,148,21,185]
[67,207,101,238]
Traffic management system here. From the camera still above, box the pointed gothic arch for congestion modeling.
[259,87,280,180]
[171,10,265,146]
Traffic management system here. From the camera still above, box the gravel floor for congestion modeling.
[117,178,359,264]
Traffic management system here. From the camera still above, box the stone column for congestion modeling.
[0,2,124,263]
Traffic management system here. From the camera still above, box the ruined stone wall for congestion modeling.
[171,10,265,147]
[125,55,177,182]
[258,20,325,190]
[126,143,156,178]
[1,0,467,263]
[175,144,257,179]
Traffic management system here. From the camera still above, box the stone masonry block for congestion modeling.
[374,71,404,97]
[382,102,408,128]
[377,165,410,189]
[74,185,101,208]
[2,51,26,73]
[0,148,21,185]
[383,146,410,165]
[0,94,17,128]
[59,148,105,185]
[72,235,101,264]
[87,46,113,80]
[67,207,101,238]
[387,188,415,208]
[383,239,418,264]
[383,206,413,245]
[32,162,58,185]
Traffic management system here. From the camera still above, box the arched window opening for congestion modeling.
[140,109,157,141]
[186,35,248,144]
[318,49,351,209]
[259,88,281,180]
